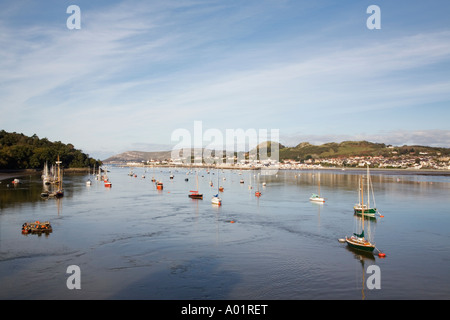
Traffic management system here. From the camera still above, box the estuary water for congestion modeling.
[0,167,449,300]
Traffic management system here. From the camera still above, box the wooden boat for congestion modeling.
[22,221,52,234]
[55,156,64,197]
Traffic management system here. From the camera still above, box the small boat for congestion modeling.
[309,193,325,202]
[345,230,375,252]
[211,170,222,205]
[170,174,174,179]
[255,173,262,197]
[211,194,221,205]
[189,191,203,199]
[309,172,325,202]
[22,221,52,234]
[86,179,92,186]
[156,181,163,190]
[12,178,20,184]
[240,179,244,184]
[219,186,224,192]
[189,170,202,199]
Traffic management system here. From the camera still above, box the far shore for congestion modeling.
[0,167,91,181]
[1,165,449,182]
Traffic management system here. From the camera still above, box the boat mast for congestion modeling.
[361,175,365,233]
[318,173,321,196]
[367,164,370,209]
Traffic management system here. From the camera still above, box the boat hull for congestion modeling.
[354,206,377,217]
[345,236,375,252]
[189,194,203,199]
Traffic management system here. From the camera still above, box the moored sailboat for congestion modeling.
[353,165,377,218]
[211,170,222,205]
[309,172,325,202]
[345,174,375,253]
[55,156,64,197]
[189,170,203,199]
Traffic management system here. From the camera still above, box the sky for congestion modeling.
[1,0,449,160]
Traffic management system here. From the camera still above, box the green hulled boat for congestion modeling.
[353,165,377,218]
[346,166,376,252]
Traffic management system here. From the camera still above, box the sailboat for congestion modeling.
[103,167,112,188]
[309,172,325,202]
[55,156,64,198]
[345,174,375,252]
[211,170,222,205]
[42,161,51,185]
[255,172,261,197]
[86,167,92,186]
[354,165,377,218]
[189,170,203,199]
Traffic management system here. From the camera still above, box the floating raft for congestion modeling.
[22,221,52,234]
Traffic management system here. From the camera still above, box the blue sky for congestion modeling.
[1,0,449,159]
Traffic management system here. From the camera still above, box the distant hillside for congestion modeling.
[279,140,450,161]
[0,130,102,169]
[104,150,173,163]
[104,140,450,163]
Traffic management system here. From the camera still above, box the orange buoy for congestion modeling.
[378,252,386,258]
[230,220,235,223]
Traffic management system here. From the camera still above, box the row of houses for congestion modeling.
[283,155,450,170]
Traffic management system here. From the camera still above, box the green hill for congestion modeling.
[278,140,449,161]
[0,130,102,169]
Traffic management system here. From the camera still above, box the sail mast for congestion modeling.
[318,173,321,196]
[367,164,370,209]
[361,175,365,233]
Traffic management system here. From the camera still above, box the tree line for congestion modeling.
[0,130,102,169]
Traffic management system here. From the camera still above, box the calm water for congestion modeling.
[0,167,449,300]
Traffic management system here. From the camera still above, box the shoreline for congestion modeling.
[0,167,91,181]
[114,164,450,176]
[1,165,449,181]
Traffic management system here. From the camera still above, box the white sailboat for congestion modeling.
[309,172,325,202]
[42,161,51,185]
[211,169,222,205]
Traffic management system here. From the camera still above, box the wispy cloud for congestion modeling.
[1,0,449,158]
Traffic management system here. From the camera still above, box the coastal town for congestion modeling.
[120,152,450,171]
